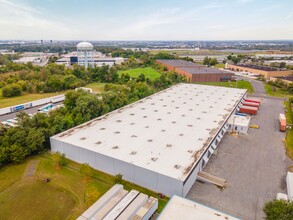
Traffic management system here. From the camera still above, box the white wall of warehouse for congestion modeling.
[50,138,183,197]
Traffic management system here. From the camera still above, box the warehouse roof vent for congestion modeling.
[131,135,137,138]
[143,116,147,118]
[187,124,193,127]
[145,125,149,128]
[141,107,146,110]
[80,137,86,140]
[100,127,106,130]
[154,110,158,112]
[161,129,166,132]
[95,141,102,145]
[174,165,181,169]
[130,122,135,125]
[172,121,176,124]
[116,120,122,123]
[148,139,153,142]
[179,133,184,136]
[112,146,119,149]
[114,131,120,134]
[166,144,172,148]
[188,150,193,153]
[157,118,162,121]
[130,151,137,155]
[151,157,158,162]
[130,113,135,116]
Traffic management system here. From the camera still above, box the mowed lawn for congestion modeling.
[0,83,105,109]
[0,90,65,109]
[195,80,254,93]
[0,155,112,220]
[118,67,161,81]
[84,82,105,93]
[0,154,169,219]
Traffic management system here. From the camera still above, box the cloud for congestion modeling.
[0,0,77,39]
[205,25,225,30]
[237,0,254,4]
[284,11,293,21]
[203,2,224,9]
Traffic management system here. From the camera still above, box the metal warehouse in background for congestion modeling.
[50,84,247,197]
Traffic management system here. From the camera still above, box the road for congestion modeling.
[0,101,63,122]
[187,78,292,219]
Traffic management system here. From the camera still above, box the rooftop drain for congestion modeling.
[112,146,119,149]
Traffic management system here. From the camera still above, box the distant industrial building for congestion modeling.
[157,60,234,82]
[158,195,240,220]
[55,43,124,67]
[50,84,247,197]
[227,63,292,79]
[77,184,158,220]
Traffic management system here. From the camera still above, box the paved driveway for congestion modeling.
[187,79,292,220]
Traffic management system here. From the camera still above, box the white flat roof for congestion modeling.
[52,83,246,181]
[158,195,240,220]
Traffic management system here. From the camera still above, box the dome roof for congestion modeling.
[76,41,94,50]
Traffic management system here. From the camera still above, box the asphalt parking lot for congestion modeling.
[187,81,292,220]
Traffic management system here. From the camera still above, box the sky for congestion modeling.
[0,0,293,41]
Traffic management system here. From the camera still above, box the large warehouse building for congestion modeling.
[156,59,234,82]
[227,63,293,79]
[50,84,247,197]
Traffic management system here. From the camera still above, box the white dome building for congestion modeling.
[76,41,94,69]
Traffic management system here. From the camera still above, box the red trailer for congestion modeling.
[244,98,261,104]
[239,106,258,115]
[242,101,259,109]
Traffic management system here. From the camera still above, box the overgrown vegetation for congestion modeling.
[263,199,293,220]
[284,98,293,160]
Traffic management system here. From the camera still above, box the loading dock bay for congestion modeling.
[187,80,292,220]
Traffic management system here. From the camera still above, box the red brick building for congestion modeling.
[157,59,234,82]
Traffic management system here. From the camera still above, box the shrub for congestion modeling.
[2,83,22,97]
[114,174,123,184]
[51,151,67,167]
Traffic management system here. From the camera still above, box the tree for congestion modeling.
[137,74,146,82]
[52,151,67,167]
[9,144,27,164]
[203,56,210,65]
[80,163,94,178]
[280,62,287,68]
[26,128,45,153]
[263,199,293,220]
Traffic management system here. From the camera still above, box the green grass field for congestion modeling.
[118,67,161,81]
[264,84,293,98]
[0,83,105,109]
[84,82,105,93]
[194,80,254,93]
[0,154,168,219]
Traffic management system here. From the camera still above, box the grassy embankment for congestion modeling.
[195,81,254,93]
[0,83,105,109]
[264,84,293,98]
[118,67,161,81]
[284,101,293,160]
[0,154,168,220]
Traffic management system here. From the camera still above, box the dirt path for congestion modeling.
[23,159,39,178]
